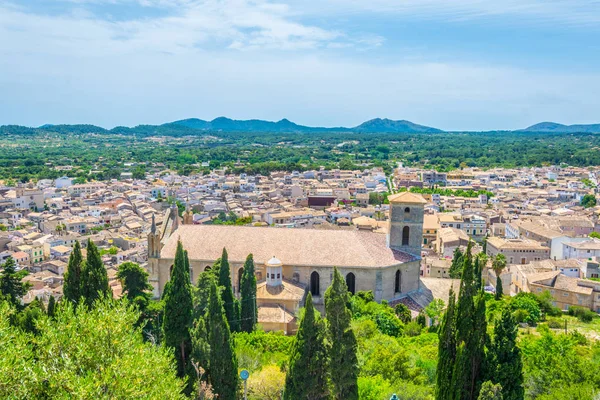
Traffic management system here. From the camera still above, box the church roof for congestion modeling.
[257,279,305,301]
[388,192,428,204]
[161,225,416,268]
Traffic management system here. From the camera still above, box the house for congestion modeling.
[486,237,550,264]
[563,239,600,260]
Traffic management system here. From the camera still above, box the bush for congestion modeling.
[375,310,404,337]
[404,321,422,337]
[394,303,412,324]
[547,318,563,329]
[567,306,595,323]
[511,293,541,325]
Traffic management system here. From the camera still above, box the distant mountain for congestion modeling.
[168,117,440,133]
[352,118,443,133]
[520,122,600,133]
[167,117,347,132]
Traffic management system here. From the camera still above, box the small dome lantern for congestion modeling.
[266,256,283,287]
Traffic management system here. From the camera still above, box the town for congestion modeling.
[3,163,599,322]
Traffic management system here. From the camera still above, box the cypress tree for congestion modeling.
[240,254,257,333]
[474,256,482,290]
[80,239,110,307]
[207,278,238,400]
[190,316,211,383]
[47,295,56,318]
[490,307,524,400]
[217,248,239,332]
[284,292,329,400]
[455,241,475,343]
[0,257,30,308]
[162,240,194,387]
[495,275,504,300]
[449,247,464,279]
[435,288,456,400]
[63,241,83,306]
[325,267,359,400]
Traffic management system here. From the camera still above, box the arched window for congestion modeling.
[238,267,244,293]
[395,270,402,293]
[402,226,410,246]
[346,272,356,295]
[310,271,320,296]
[204,265,211,271]
[404,207,410,213]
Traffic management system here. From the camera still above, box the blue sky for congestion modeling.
[1,0,599,130]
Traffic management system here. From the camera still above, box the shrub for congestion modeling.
[547,318,563,329]
[568,306,595,323]
[404,321,422,337]
[394,303,412,324]
[511,293,541,325]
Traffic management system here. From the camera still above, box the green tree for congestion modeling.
[162,240,194,387]
[284,292,329,400]
[580,194,597,208]
[62,241,83,306]
[0,299,186,399]
[47,295,56,318]
[425,298,445,328]
[207,277,238,400]
[0,257,30,308]
[218,248,239,332]
[117,261,152,302]
[495,275,504,300]
[325,267,359,400]
[394,303,412,324]
[589,231,600,239]
[435,288,456,400]
[240,254,257,333]
[80,239,110,307]
[478,381,503,400]
[490,307,523,400]
[449,248,464,279]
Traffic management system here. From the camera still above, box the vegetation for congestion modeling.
[3,126,600,182]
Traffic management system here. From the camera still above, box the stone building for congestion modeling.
[147,192,426,307]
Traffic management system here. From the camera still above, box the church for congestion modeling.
[147,192,426,329]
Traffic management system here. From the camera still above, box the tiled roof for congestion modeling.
[388,192,428,204]
[161,225,416,268]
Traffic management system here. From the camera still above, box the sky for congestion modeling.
[1,0,599,131]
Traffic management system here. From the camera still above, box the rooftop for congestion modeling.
[161,225,417,268]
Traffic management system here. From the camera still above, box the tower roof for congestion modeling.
[388,192,428,204]
[266,256,282,267]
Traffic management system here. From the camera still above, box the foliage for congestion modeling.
[568,305,596,323]
[405,321,423,337]
[395,303,412,324]
[63,241,83,306]
[162,240,194,387]
[449,248,464,279]
[240,254,258,333]
[425,298,445,327]
[218,248,240,332]
[510,293,542,325]
[489,307,523,400]
[284,292,329,400]
[117,261,152,302]
[207,276,238,400]
[247,365,286,400]
[589,231,600,239]
[0,257,30,308]
[478,381,503,400]
[581,194,597,208]
[0,299,186,399]
[80,239,111,307]
[324,267,359,400]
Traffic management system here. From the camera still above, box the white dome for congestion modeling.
[266,256,282,267]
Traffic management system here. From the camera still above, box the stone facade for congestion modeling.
[148,194,425,304]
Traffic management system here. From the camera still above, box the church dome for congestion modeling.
[266,256,282,267]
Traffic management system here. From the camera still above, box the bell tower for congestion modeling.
[148,213,162,258]
[386,192,426,257]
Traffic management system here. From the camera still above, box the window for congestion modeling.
[404,207,410,213]
[395,270,402,293]
[277,273,280,279]
[346,272,356,295]
[402,226,410,246]
[310,271,320,296]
